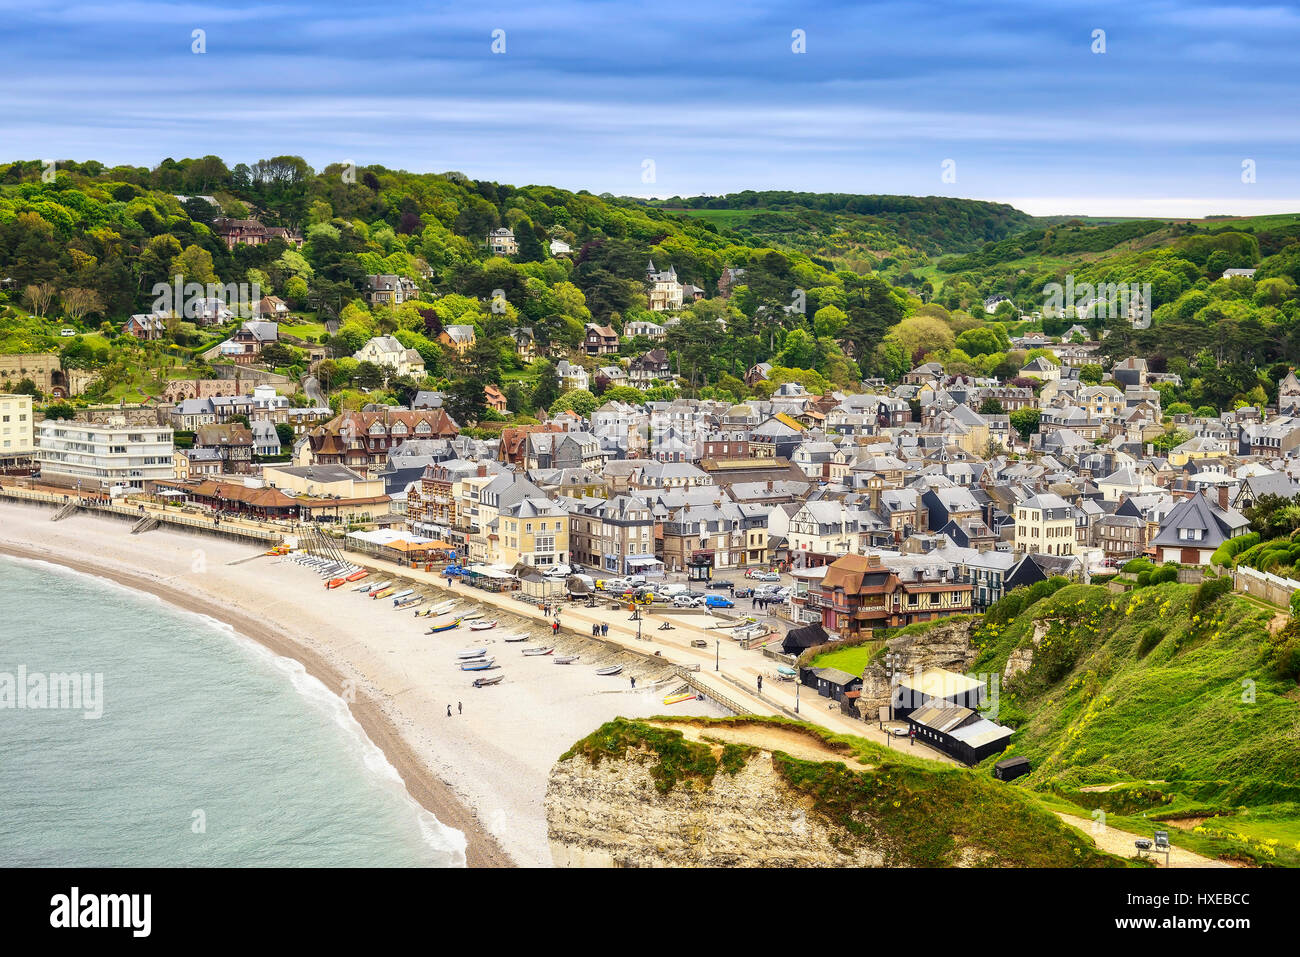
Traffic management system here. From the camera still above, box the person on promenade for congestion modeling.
[757,675,763,694]
[446,705,451,717]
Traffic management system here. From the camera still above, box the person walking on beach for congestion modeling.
[602,623,608,636]
[630,676,636,689]
[458,701,462,715]
[757,675,763,695]
[446,705,452,717]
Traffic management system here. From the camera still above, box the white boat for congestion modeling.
[456,648,487,659]
[501,633,528,642]
[389,589,414,602]
[521,646,554,656]
[395,596,424,609]
[358,580,391,593]
[427,600,457,615]
[459,611,483,622]
[595,665,623,676]
[468,619,497,631]
[553,655,580,665]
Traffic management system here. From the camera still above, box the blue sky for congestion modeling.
[1,0,1297,216]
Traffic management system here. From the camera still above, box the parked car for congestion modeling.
[753,571,781,582]
[733,587,754,598]
[707,580,732,589]
[704,595,734,609]
[672,594,702,608]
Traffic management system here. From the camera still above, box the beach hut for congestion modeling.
[782,622,829,656]
[905,704,1013,766]
[798,666,863,702]
[993,756,1031,782]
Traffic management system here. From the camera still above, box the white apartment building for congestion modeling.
[0,394,35,462]
[37,418,175,490]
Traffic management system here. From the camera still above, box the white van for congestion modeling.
[658,583,688,597]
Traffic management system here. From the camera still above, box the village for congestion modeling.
[3,230,1294,771]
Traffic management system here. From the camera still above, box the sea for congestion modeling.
[0,553,465,866]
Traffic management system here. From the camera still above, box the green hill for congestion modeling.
[959,580,1300,865]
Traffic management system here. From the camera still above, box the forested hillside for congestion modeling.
[4,155,1300,422]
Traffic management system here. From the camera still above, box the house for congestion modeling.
[354,335,426,378]
[364,275,420,308]
[498,497,570,569]
[486,228,518,256]
[0,393,35,462]
[646,260,684,311]
[584,323,620,356]
[122,313,168,341]
[549,238,572,256]
[308,409,460,469]
[624,320,666,342]
[1019,356,1060,382]
[218,321,279,364]
[484,384,508,413]
[806,553,973,639]
[1149,490,1250,565]
[1221,268,1256,279]
[437,324,476,356]
[251,296,290,321]
[173,446,222,481]
[211,218,267,248]
[1014,492,1074,556]
[983,294,1013,314]
[568,495,658,576]
[744,362,772,387]
[718,266,746,298]
[507,327,536,361]
[628,349,672,388]
[194,423,255,475]
[555,360,589,393]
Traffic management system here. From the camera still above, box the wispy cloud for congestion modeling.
[0,0,1294,216]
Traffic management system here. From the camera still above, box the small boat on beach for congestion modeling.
[395,596,424,609]
[468,619,497,631]
[426,617,461,634]
[553,655,580,665]
[459,611,483,622]
[473,674,504,687]
[776,665,797,680]
[326,577,346,589]
[595,665,623,676]
[357,579,390,593]
[389,589,414,603]
[521,646,554,656]
[372,588,396,599]
[426,600,457,615]
[663,692,696,705]
[345,570,369,583]
[501,633,528,642]
[457,648,487,659]
[460,658,495,671]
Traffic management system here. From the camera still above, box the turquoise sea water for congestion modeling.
[0,554,464,866]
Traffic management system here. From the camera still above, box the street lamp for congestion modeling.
[795,678,800,714]
[715,639,719,672]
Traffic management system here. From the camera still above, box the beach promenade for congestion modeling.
[350,551,957,765]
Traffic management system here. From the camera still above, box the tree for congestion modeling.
[549,388,598,419]
[531,360,560,412]
[1078,363,1104,385]
[23,282,56,317]
[978,397,1005,415]
[1008,408,1041,441]
[275,423,296,449]
[61,287,104,324]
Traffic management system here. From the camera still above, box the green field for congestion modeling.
[811,644,878,676]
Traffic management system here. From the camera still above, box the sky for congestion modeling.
[1,0,1297,217]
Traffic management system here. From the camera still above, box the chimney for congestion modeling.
[1218,485,1229,510]
[867,554,882,568]
[477,463,487,478]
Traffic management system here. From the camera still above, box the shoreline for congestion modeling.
[0,537,514,869]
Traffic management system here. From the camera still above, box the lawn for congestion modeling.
[811,644,877,676]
